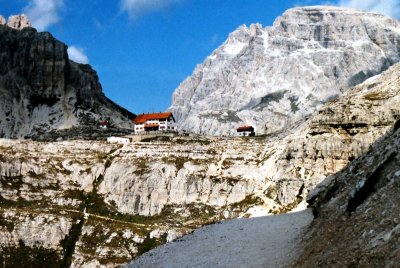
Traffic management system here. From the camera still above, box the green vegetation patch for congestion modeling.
[227,195,264,213]
[173,138,212,146]
[363,91,391,100]
[161,156,187,171]
[0,175,24,191]
[134,157,150,176]
[142,136,172,142]
[0,240,62,268]
[0,213,15,232]
[137,233,167,256]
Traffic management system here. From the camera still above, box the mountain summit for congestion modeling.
[0,15,135,138]
[170,6,400,136]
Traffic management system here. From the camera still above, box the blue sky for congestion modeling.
[1,0,399,114]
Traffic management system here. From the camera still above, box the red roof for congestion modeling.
[134,112,174,124]
[237,125,254,132]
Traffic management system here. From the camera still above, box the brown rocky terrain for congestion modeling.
[293,119,400,267]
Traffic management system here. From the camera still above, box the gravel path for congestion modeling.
[126,209,313,268]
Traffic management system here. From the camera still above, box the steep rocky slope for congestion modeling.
[0,15,134,138]
[170,6,400,136]
[1,60,398,266]
[293,120,400,267]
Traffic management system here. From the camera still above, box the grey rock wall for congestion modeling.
[170,6,400,136]
[0,15,134,138]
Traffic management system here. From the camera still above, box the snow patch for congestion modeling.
[223,40,246,55]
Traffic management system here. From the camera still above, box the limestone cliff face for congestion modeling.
[261,63,400,206]
[0,16,134,138]
[170,6,400,136]
[0,138,267,267]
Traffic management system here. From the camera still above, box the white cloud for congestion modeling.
[120,0,181,19]
[338,0,400,19]
[23,0,64,31]
[67,46,89,64]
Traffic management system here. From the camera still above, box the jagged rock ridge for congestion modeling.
[170,6,400,136]
[0,15,135,138]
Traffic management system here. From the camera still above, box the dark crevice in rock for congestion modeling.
[61,216,85,268]
[29,95,60,111]
[394,119,400,131]
[61,154,116,267]
[347,152,396,213]
[333,123,369,129]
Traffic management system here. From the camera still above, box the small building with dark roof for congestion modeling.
[236,125,255,136]
[99,120,110,129]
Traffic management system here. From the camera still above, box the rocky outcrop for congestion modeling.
[6,14,31,30]
[260,62,400,207]
[98,137,266,216]
[0,15,135,138]
[170,6,400,136]
[293,120,400,267]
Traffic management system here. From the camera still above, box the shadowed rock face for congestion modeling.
[0,19,134,138]
[293,119,400,268]
[170,6,400,136]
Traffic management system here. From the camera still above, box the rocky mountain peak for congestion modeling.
[6,14,32,30]
[0,16,134,138]
[273,6,400,44]
[170,6,400,136]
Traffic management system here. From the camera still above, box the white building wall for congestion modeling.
[134,117,176,133]
[107,137,130,144]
